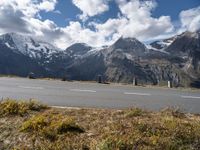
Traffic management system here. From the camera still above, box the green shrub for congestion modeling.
[21,112,84,140]
[98,137,137,150]
[27,100,48,111]
[0,99,47,117]
[161,107,186,118]
[57,118,84,134]
[21,115,48,132]
[126,108,145,117]
[41,127,57,141]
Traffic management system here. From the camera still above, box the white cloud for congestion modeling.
[72,0,110,20]
[0,0,64,45]
[53,10,61,14]
[0,0,175,49]
[65,0,174,48]
[38,0,57,12]
[0,0,57,17]
[116,0,157,20]
[180,6,200,32]
[0,5,30,34]
[58,21,108,48]
[0,0,112,49]
[0,0,199,50]
[93,0,174,43]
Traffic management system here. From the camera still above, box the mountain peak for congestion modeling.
[66,43,93,57]
[109,37,146,56]
[67,43,92,49]
[118,37,138,42]
[165,30,200,55]
[184,30,200,39]
[112,37,144,49]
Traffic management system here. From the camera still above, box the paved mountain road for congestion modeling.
[0,77,200,113]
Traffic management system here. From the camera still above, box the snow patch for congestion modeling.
[5,42,14,49]
[125,53,133,60]
[146,44,169,54]
[5,33,59,58]
[157,40,172,47]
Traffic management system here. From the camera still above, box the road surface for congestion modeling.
[0,77,200,113]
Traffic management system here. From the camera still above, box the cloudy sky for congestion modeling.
[0,0,199,49]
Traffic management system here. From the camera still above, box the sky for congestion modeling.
[0,0,199,49]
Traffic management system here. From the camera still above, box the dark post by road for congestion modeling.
[28,72,35,79]
[98,75,102,83]
[133,77,138,86]
[168,81,172,88]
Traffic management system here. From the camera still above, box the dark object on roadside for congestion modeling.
[98,75,102,83]
[28,72,36,79]
[168,81,172,88]
[190,79,200,88]
[133,77,138,86]
[103,81,110,84]
[62,76,67,81]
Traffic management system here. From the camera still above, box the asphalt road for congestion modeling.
[0,77,200,113]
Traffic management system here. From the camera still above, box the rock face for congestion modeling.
[65,31,200,87]
[0,42,46,77]
[165,31,200,87]
[0,33,59,59]
[66,43,92,58]
[0,31,200,88]
[110,37,147,56]
[0,33,60,76]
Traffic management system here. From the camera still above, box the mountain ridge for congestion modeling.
[0,31,199,88]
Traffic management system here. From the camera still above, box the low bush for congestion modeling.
[126,108,146,117]
[161,107,186,118]
[0,99,47,117]
[57,118,84,134]
[21,111,84,141]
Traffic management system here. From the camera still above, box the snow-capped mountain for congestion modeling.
[149,38,174,50]
[65,43,92,58]
[146,36,176,54]
[0,33,59,59]
[110,37,147,55]
[0,33,62,77]
[65,37,168,84]
[64,32,200,87]
[65,43,107,60]
[0,31,199,88]
[165,31,200,55]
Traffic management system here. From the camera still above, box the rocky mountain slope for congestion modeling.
[64,31,200,87]
[0,33,64,77]
[0,31,199,88]
[0,34,47,77]
[0,33,59,59]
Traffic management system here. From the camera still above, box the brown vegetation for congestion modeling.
[0,99,200,150]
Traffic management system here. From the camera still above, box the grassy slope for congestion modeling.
[0,99,200,150]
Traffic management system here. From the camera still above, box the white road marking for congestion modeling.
[69,89,96,93]
[181,96,200,99]
[124,92,151,96]
[51,106,81,109]
[18,86,44,90]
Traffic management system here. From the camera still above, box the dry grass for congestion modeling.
[0,99,200,150]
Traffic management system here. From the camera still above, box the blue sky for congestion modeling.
[153,0,200,20]
[40,0,120,27]
[0,0,199,48]
[40,0,200,27]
